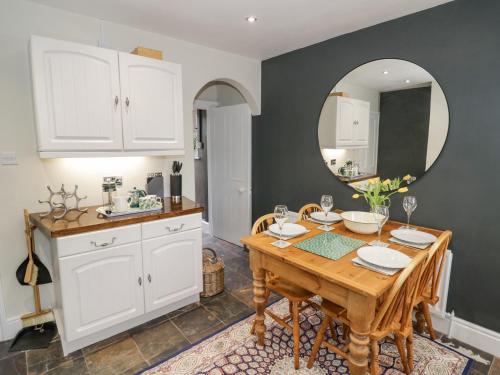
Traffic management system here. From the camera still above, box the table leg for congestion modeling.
[347,292,376,375]
[252,268,266,346]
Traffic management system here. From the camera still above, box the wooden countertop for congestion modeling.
[337,173,378,183]
[30,197,203,238]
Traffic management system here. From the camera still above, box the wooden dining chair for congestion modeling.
[307,251,428,375]
[297,203,322,221]
[414,230,452,340]
[250,213,316,369]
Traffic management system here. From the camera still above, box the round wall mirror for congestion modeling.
[318,59,449,189]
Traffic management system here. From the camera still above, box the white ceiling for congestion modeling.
[28,0,452,60]
[341,59,436,92]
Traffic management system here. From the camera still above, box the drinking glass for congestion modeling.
[403,196,417,229]
[319,194,333,230]
[274,205,289,246]
[372,205,389,246]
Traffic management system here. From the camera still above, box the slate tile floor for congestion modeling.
[0,234,498,375]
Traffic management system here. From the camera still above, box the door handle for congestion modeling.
[90,237,116,248]
[138,277,142,286]
[165,224,184,233]
[114,96,119,107]
[125,97,130,107]
[147,274,152,283]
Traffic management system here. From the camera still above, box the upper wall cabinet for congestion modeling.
[30,36,184,158]
[119,53,183,150]
[318,96,370,149]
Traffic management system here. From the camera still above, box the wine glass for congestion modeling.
[372,205,389,246]
[274,205,289,246]
[403,196,417,229]
[319,195,333,230]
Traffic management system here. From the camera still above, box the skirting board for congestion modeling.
[429,309,500,357]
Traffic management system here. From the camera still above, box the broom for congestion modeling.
[20,209,54,328]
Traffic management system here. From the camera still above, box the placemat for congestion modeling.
[294,232,366,260]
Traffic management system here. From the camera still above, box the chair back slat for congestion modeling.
[297,203,322,221]
[252,213,275,235]
[371,251,427,333]
[417,231,452,301]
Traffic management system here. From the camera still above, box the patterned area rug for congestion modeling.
[141,299,472,374]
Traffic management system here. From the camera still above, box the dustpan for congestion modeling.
[8,322,57,352]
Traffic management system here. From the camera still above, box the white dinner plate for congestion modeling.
[357,246,412,269]
[269,223,308,237]
[390,229,437,245]
[310,211,342,223]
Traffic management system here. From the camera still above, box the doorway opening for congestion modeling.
[193,81,252,245]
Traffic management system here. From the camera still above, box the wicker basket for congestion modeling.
[201,248,224,297]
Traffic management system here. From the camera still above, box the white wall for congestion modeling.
[196,82,246,106]
[0,0,260,339]
[426,80,449,170]
[333,82,380,112]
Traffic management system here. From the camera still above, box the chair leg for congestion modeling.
[395,334,410,374]
[406,330,414,371]
[370,340,379,375]
[342,323,350,342]
[421,302,437,340]
[292,301,300,370]
[329,320,337,340]
[415,303,426,334]
[251,288,270,335]
[307,316,331,369]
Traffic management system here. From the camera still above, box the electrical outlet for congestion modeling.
[330,159,336,166]
[0,151,17,165]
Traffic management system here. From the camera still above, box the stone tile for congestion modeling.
[45,357,88,375]
[170,306,222,342]
[164,302,200,320]
[224,270,253,292]
[84,337,147,375]
[27,340,82,375]
[224,257,252,279]
[81,331,130,356]
[132,320,188,363]
[489,357,500,375]
[0,339,18,361]
[185,322,225,344]
[0,353,27,375]
[201,291,253,324]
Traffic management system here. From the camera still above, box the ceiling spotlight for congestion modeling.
[405,79,411,83]
[383,70,389,75]
[246,16,258,23]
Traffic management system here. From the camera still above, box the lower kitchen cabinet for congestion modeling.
[143,229,202,313]
[58,242,145,342]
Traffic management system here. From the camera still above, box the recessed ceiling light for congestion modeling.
[405,79,411,83]
[383,70,389,75]
[246,16,258,23]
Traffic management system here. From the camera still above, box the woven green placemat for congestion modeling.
[294,232,366,260]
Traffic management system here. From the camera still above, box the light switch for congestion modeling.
[0,151,17,165]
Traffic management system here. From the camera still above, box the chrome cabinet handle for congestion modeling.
[125,97,130,107]
[147,274,152,283]
[138,277,142,286]
[165,224,184,233]
[90,237,117,248]
[114,95,119,106]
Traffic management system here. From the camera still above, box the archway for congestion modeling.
[192,80,252,245]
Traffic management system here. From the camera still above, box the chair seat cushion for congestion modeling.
[267,278,314,301]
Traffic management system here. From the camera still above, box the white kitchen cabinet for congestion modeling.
[30,36,123,152]
[318,96,370,148]
[119,53,184,151]
[30,35,184,157]
[142,229,202,313]
[58,242,144,342]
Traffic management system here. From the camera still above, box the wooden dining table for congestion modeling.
[240,217,443,375]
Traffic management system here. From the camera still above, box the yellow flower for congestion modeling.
[352,194,360,199]
[403,174,412,181]
[398,187,409,193]
[367,178,378,184]
[382,179,391,185]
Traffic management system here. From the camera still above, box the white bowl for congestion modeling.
[340,211,383,235]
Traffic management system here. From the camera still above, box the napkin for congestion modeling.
[264,230,309,240]
[352,257,399,276]
[389,237,430,250]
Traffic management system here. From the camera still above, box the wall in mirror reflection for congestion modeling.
[318,59,449,187]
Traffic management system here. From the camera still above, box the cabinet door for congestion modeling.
[353,100,370,145]
[142,229,202,313]
[336,98,355,146]
[119,53,184,151]
[59,243,144,341]
[30,36,123,151]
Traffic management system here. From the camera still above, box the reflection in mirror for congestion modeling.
[318,59,449,190]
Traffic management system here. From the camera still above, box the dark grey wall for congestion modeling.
[378,86,431,178]
[253,0,500,332]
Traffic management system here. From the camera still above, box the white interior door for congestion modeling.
[365,111,380,174]
[208,104,251,245]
